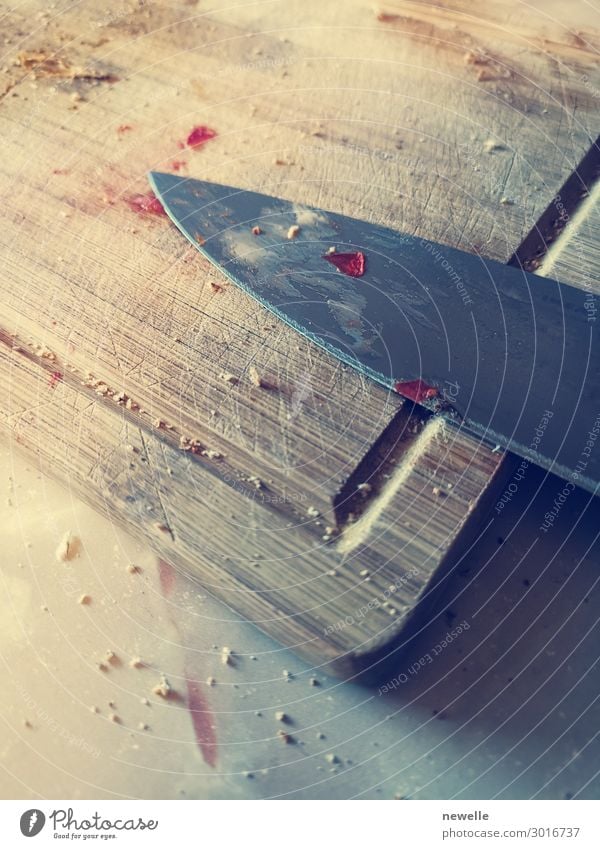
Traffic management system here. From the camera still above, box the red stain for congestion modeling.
[394,379,439,403]
[117,124,133,134]
[125,193,166,216]
[171,160,187,171]
[186,125,217,149]
[323,251,366,277]
[49,371,63,389]
[185,674,218,767]
[158,558,177,597]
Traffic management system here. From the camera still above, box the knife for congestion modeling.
[148,172,600,496]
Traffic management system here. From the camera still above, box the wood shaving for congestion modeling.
[55,531,80,562]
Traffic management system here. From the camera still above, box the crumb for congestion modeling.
[78,594,91,605]
[359,569,370,577]
[55,531,80,562]
[140,698,150,706]
[105,650,119,665]
[203,448,223,460]
[40,604,49,612]
[247,475,263,490]
[138,722,150,731]
[98,662,109,672]
[483,138,503,153]
[307,506,320,518]
[275,711,290,723]
[251,225,262,235]
[152,675,172,698]
[127,563,141,574]
[129,656,143,669]
[432,486,446,497]
[282,669,293,681]
[277,729,294,744]
[219,372,238,385]
[109,713,121,724]
[243,771,254,779]
[248,365,263,387]
[500,196,515,205]
[153,522,172,535]
[287,224,300,240]
[325,753,340,764]
[309,677,320,687]
[221,646,234,666]
[357,482,372,495]
[90,706,99,714]
[206,676,216,687]
[152,418,165,429]
[316,732,325,739]
[23,719,33,728]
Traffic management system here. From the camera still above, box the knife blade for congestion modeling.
[148,172,600,496]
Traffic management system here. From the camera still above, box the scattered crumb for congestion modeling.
[206,676,216,687]
[248,365,263,387]
[152,676,172,698]
[275,711,290,723]
[251,225,262,235]
[221,647,234,666]
[277,729,294,744]
[129,656,143,669]
[287,224,300,240]
[483,138,504,153]
[307,506,320,518]
[219,372,238,385]
[325,753,340,764]
[78,594,91,605]
[55,531,80,562]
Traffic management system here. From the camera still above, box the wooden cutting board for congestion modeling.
[1,0,598,675]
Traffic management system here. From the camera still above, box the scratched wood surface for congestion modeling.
[0,0,598,673]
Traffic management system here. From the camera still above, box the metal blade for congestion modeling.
[149,172,600,495]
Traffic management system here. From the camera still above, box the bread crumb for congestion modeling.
[152,675,172,698]
[221,646,234,666]
[248,365,263,387]
[287,224,300,240]
[277,729,294,744]
[55,531,80,562]
[78,594,91,605]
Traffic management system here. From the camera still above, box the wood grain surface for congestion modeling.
[0,0,598,673]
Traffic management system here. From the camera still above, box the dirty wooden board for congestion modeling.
[0,0,598,672]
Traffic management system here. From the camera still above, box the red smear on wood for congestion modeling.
[186,125,217,149]
[125,193,166,216]
[185,674,218,767]
[49,371,63,389]
[117,124,132,134]
[323,251,366,277]
[394,379,439,403]
[171,160,186,171]
[158,559,177,597]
